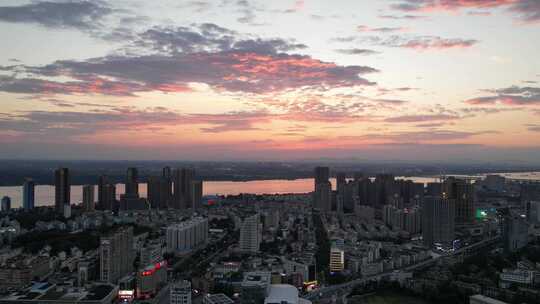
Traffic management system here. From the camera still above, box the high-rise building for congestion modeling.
[239,214,261,253]
[101,183,116,211]
[120,167,147,211]
[147,176,163,209]
[125,167,139,198]
[527,201,540,224]
[313,167,331,212]
[166,217,208,254]
[313,181,331,212]
[173,168,195,209]
[100,226,134,283]
[54,168,70,214]
[443,177,476,224]
[329,239,345,273]
[191,180,203,210]
[314,167,330,185]
[383,205,421,234]
[336,172,346,195]
[170,280,192,304]
[82,184,95,212]
[422,196,456,249]
[22,179,35,211]
[161,167,173,208]
[97,175,107,209]
[502,211,528,253]
[1,196,11,212]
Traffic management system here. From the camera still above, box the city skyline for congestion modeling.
[0,0,539,162]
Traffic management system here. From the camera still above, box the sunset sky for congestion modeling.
[0,0,539,162]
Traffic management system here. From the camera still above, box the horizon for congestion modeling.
[0,0,539,162]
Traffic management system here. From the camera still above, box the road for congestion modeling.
[303,236,501,301]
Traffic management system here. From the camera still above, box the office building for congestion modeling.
[422,196,455,249]
[54,168,70,214]
[100,226,134,283]
[166,217,208,254]
[1,197,10,212]
[329,239,345,273]
[22,179,35,211]
[82,184,95,212]
[170,280,192,304]
[241,272,271,304]
[239,214,262,254]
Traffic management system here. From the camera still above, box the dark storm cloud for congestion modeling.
[0,0,113,29]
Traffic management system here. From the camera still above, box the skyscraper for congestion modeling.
[313,167,331,212]
[239,214,261,253]
[97,175,107,209]
[173,168,195,209]
[314,166,330,186]
[147,176,162,209]
[443,177,476,224]
[54,168,70,214]
[422,195,456,249]
[336,172,346,195]
[22,179,35,211]
[191,180,203,210]
[1,196,11,212]
[100,226,134,283]
[82,184,95,212]
[125,167,139,198]
[502,210,528,253]
[101,183,116,211]
[161,167,173,208]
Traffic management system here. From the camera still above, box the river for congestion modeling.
[0,172,538,209]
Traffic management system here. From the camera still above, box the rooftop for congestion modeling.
[264,285,299,304]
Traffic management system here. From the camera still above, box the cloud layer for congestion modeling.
[390,0,540,23]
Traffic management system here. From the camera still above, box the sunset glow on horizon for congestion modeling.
[0,0,539,162]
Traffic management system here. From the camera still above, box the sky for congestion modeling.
[0,0,539,163]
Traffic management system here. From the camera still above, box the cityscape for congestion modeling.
[1,0,540,304]
[0,165,539,304]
